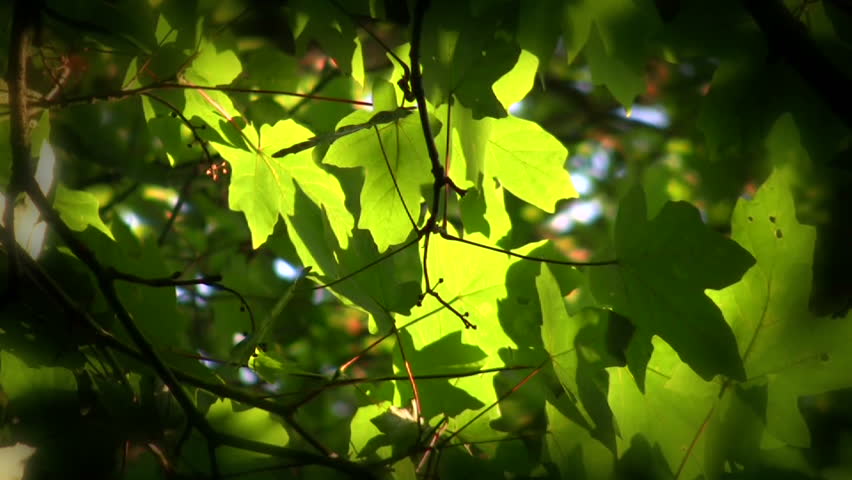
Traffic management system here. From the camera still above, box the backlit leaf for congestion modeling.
[323,109,432,252]
[708,169,852,447]
[421,0,521,118]
[486,116,577,213]
[54,185,115,241]
[590,185,752,384]
[214,120,353,249]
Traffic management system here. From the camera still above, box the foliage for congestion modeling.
[1,0,851,479]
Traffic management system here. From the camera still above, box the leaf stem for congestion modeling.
[439,359,547,447]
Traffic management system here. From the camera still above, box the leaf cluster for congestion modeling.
[1,1,851,479]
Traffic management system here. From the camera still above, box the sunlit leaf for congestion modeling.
[486,116,577,213]
[0,351,76,400]
[421,0,520,118]
[54,185,115,240]
[323,109,432,252]
[708,169,852,447]
[214,120,353,249]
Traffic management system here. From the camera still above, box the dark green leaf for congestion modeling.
[590,185,752,384]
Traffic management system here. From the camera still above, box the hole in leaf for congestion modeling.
[747,216,753,222]
[775,229,783,239]
[769,216,776,223]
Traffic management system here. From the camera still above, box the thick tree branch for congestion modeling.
[409,0,443,185]
[5,3,223,470]
[409,0,474,328]
[3,1,40,296]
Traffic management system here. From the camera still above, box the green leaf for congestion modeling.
[214,120,353,249]
[80,222,188,349]
[184,37,242,86]
[607,171,852,477]
[229,267,312,365]
[349,402,392,460]
[248,347,325,383]
[389,233,562,441]
[696,57,766,161]
[492,50,539,111]
[485,116,577,213]
[44,0,157,52]
[238,47,301,93]
[538,265,603,429]
[271,108,411,159]
[288,214,422,333]
[421,0,521,118]
[517,0,563,73]
[359,405,421,459]
[585,26,645,109]
[609,337,773,479]
[323,109,432,252]
[0,351,77,400]
[545,397,614,480]
[708,169,852,447]
[454,103,492,184]
[460,176,511,242]
[607,338,716,480]
[590,185,752,384]
[182,36,246,147]
[391,458,418,480]
[288,0,363,80]
[53,185,115,241]
[206,398,289,465]
[562,0,662,108]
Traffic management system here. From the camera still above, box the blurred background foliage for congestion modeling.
[1,0,851,478]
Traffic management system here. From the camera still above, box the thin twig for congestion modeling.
[98,181,140,215]
[441,232,619,267]
[284,68,341,117]
[111,269,256,332]
[35,82,373,110]
[310,235,420,290]
[438,360,547,447]
[157,171,195,246]
[407,0,475,330]
[143,91,214,165]
[110,270,223,286]
[392,327,423,426]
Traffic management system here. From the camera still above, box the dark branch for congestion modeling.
[5,7,220,456]
[3,1,40,298]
